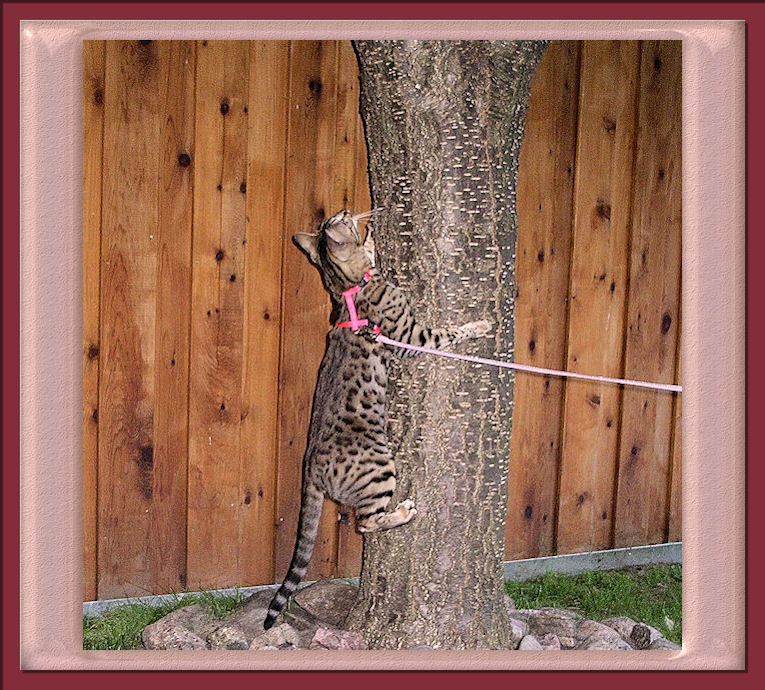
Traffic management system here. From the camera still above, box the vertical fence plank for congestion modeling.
[331,41,360,211]
[148,41,196,592]
[505,41,581,560]
[556,41,641,554]
[187,41,251,590]
[275,40,340,582]
[613,41,682,547]
[667,344,682,542]
[83,40,105,601]
[238,40,290,587]
[336,42,368,577]
[98,40,162,598]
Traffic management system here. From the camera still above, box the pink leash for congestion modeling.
[374,334,682,393]
[336,270,680,393]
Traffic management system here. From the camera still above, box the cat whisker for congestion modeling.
[353,207,384,222]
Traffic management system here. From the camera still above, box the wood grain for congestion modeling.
[82,40,105,601]
[239,40,290,586]
[187,41,250,589]
[613,41,682,547]
[98,40,162,598]
[667,344,682,542]
[505,41,581,560]
[148,41,196,592]
[275,40,340,582]
[331,41,361,210]
[556,41,641,554]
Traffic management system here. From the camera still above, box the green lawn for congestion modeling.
[83,591,244,651]
[84,564,681,649]
[505,564,682,644]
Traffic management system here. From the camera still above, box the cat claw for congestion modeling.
[356,325,380,343]
[396,499,417,521]
[466,320,492,337]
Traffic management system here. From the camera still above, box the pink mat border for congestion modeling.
[10,6,749,678]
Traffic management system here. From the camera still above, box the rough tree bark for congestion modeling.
[345,40,548,649]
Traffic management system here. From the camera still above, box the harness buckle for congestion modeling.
[335,270,378,335]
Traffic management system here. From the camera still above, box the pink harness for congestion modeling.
[335,270,381,335]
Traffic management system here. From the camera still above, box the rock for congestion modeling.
[207,624,249,650]
[600,616,667,649]
[537,634,561,650]
[222,589,277,641]
[601,616,639,643]
[309,627,367,650]
[507,615,528,649]
[293,580,359,628]
[504,593,516,611]
[526,608,583,649]
[648,637,681,650]
[518,634,544,650]
[211,589,320,648]
[142,603,218,650]
[142,624,207,650]
[576,620,633,650]
[249,623,301,650]
[641,623,667,645]
[281,603,320,631]
[510,609,532,623]
[630,623,652,649]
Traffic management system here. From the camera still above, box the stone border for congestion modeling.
[138,581,681,652]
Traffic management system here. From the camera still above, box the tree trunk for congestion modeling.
[345,40,548,649]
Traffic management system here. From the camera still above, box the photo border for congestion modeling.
[7,0,755,681]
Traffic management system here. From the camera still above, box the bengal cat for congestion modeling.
[264,209,490,630]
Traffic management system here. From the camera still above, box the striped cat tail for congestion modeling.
[264,482,324,630]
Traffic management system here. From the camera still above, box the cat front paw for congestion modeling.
[462,320,492,338]
[355,325,381,343]
[363,224,376,267]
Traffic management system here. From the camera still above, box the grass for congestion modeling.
[84,565,682,649]
[504,564,682,644]
[83,590,244,650]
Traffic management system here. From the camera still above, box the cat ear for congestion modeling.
[293,233,320,264]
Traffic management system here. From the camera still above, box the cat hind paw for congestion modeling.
[395,499,417,522]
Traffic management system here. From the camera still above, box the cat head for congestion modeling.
[293,209,376,295]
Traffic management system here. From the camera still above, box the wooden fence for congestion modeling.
[83,39,681,601]
[505,40,682,560]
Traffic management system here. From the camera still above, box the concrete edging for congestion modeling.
[83,541,681,618]
[502,541,681,581]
